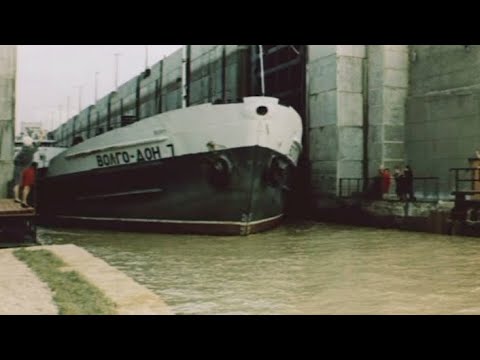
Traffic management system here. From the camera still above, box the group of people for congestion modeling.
[12,136,38,208]
[393,165,416,201]
[374,165,416,201]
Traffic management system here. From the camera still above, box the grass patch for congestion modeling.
[14,249,117,315]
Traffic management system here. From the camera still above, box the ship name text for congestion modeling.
[95,144,175,168]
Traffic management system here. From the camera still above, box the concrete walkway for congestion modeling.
[0,244,173,315]
[32,244,173,315]
[0,249,58,315]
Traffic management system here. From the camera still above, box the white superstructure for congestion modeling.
[47,97,302,177]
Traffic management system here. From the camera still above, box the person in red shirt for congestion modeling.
[13,136,38,204]
[20,162,37,208]
[382,168,391,198]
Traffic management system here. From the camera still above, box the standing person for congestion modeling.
[382,168,392,199]
[404,165,416,201]
[12,136,37,205]
[393,166,406,201]
[20,162,37,208]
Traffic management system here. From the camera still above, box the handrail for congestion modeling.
[339,176,440,201]
[450,167,480,194]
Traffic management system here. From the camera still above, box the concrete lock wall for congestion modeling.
[406,45,480,197]
[308,44,479,204]
[0,45,16,198]
[307,45,408,205]
[190,45,224,105]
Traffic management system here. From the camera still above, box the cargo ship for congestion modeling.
[39,45,306,235]
[38,96,302,235]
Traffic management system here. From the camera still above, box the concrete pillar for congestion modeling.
[307,45,366,201]
[367,45,409,175]
[336,45,366,181]
[0,45,16,198]
[308,45,338,198]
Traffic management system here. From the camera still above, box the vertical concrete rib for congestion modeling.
[0,45,16,198]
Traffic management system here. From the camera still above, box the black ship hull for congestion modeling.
[37,146,294,235]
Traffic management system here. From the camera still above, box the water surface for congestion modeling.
[38,222,480,314]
